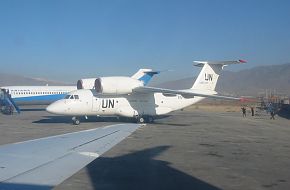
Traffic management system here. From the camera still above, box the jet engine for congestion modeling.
[77,78,96,89]
[94,77,143,95]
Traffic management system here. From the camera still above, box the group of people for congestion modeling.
[241,106,255,117]
[241,105,276,119]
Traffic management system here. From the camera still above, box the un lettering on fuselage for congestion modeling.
[102,99,115,108]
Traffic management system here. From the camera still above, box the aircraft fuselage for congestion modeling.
[46,89,204,118]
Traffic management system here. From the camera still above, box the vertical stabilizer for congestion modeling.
[191,60,246,91]
[131,69,160,85]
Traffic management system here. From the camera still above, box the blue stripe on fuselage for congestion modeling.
[13,94,66,102]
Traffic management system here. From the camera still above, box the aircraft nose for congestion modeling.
[46,101,65,114]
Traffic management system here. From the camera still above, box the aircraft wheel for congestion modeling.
[138,117,145,123]
[72,117,80,125]
[73,119,80,125]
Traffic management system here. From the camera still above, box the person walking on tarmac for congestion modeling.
[270,110,275,120]
[251,107,255,116]
[241,107,246,117]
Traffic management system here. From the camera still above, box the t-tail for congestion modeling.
[191,60,246,92]
[131,69,160,85]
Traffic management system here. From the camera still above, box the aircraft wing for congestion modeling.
[0,123,141,190]
[133,86,241,101]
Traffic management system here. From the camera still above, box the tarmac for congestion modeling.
[0,106,290,190]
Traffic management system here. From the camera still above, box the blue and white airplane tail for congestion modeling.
[191,60,246,91]
[131,69,160,85]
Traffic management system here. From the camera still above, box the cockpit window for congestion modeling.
[74,95,79,99]
[70,95,74,99]
[65,95,71,99]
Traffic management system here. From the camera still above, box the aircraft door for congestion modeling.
[92,97,100,112]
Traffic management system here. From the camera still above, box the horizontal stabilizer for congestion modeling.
[193,60,246,67]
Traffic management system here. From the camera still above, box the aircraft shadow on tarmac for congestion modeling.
[33,116,130,124]
[33,115,174,124]
[86,146,222,190]
[0,183,51,190]
[33,116,77,124]
[20,108,46,111]
[153,121,192,127]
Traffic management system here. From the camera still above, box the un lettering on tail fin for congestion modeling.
[204,73,213,81]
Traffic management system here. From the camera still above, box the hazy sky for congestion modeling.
[0,0,289,83]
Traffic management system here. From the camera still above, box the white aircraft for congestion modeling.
[0,123,141,189]
[46,60,246,125]
[0,69,158,113]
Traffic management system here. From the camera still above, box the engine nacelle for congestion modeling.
[95,77,143,95]
[77,78,97,89]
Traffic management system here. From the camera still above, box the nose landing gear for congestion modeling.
[72,116,80,125]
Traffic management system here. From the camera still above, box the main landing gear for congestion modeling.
[136,116,154,123]
[137,117,145,123]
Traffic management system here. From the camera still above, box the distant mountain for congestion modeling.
[155,63,290,96]
[1,63,290,96]
[0,73,71,86]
